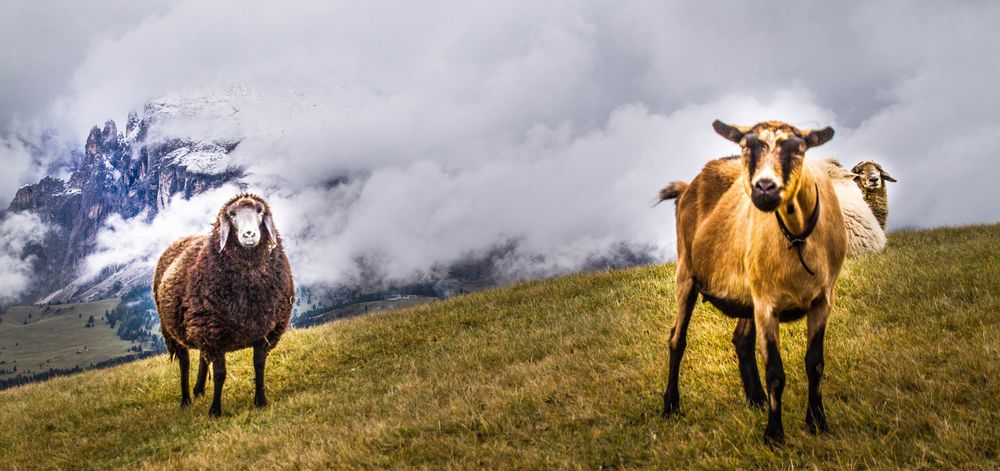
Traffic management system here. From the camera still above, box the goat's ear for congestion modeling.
[218,218,231,252]
[851,173,862,182]
[804,127,835,148]
[850,162,864,174]
[264,214,279,247]
[713,120,747,144]
[881,170,897,183]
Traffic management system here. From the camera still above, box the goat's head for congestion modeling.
[850,161,896,191]
[217,193,279,252]
[713,120,834,212]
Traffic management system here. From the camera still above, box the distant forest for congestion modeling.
[0,351,159,390]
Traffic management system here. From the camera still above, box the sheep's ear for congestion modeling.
[219,218,231,252]
[881,170,897,183]
[850,162,864,174]
[851,173,862,182]
[712,120,747,144]
[264,214,279,247]
[803,126,835,148]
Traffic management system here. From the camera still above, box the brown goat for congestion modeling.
[153,193,294,417]
[659,120,847,445]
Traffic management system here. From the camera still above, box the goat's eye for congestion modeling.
[782,138,804,153]
[228,211,236,218]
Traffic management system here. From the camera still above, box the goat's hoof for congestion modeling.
[661,396,680,418]
[180,396,192,407]
[747,396,767,411]
[763,431,785,448]
[254,397,268,408]
[193,389,204,398]
[763,425,785,448]
[806,413,829,435]
[208,405,222,418]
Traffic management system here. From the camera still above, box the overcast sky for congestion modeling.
[1,1,999,298]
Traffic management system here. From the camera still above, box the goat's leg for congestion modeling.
[805,293,831,434]
[176,347,192,407]
[193,354,208,398]
[662,266,698,416]
[732,318,766,409]
[208,354,226,418]
[253,341,268,408]
[755,303,785,446]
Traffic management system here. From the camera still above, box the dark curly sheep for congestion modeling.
[153,193,294,417]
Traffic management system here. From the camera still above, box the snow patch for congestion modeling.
[163,143,237,175]
[55,188,82,197]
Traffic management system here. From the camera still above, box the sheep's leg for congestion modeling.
[176,347,192,407]
[208,354,226,418]
[732,319,766,409]
[193,354,208,398]
[662,266,698,417]
[252,341,268,408]
[755,303,785,446]
[805,294,831,434]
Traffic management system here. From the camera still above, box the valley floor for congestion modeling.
[0,225,998,469]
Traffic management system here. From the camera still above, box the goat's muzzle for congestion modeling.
[751,178,782,212]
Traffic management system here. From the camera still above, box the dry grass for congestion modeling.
[0,225,997,469]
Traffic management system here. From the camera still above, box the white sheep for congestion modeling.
[818,158,886,256]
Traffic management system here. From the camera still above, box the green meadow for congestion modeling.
[0,298,144,381]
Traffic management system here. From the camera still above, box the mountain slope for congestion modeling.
[0,225,997,469]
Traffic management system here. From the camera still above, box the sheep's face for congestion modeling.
[218,196,279,252]
[851,161,896,191]
[713,120,834,212]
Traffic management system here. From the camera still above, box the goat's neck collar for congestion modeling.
[775,182,821,276]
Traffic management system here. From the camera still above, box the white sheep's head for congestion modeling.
[217,194,279,252]
[713,120,835,212]
[851,161,897,191]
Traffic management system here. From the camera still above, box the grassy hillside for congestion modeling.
[295,296,438,327]
[0,298,147,382]
[0,225,998,469]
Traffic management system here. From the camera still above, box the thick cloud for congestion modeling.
[83,184,243,280]
[0,213,49,304]
[0,0,169,132]
[2,1,1000,295]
